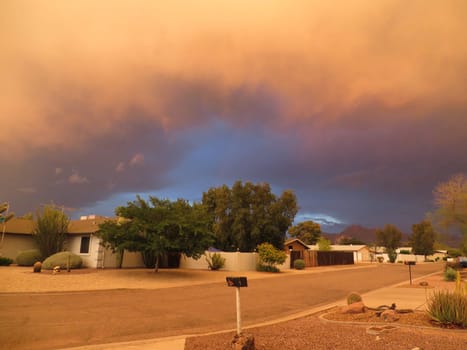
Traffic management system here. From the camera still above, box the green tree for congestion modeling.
[257,242,287,271]
[116,196,214,272]
[202,181,298,251]
[317,236,331,251]
[288,220,321,244]
[96,218,140,268]
[410,220,435,259]
[376,224,402,263]
[33,205,69,259]
[432,174,467,254]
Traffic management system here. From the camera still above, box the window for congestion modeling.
[80,236,91,254]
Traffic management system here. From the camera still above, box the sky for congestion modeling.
[1,0,466,233]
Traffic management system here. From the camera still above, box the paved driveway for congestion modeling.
[0,263,441,350]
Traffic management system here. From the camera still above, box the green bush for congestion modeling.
[445,267,457,281]
[42,252,82,270]
[257,243,286,272]
[205,252,226,270]
[16,249,42,266]
[347,292,363,305]
[256,263,280,273]
[293,259,305,270]
[0,256,13,266]
[399,249,411,255]
[427,290,467,328]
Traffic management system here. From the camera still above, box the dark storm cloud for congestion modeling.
[1,1,466,231]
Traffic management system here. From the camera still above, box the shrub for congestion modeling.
[16,249,42,266]
[205,252,226,270]
[0,256,13,266]
[257,243,286,272]
[427,290,467,328]
[293,259,305,270]
[399,249,411,255]
[445,267,457,281]
[42,252,82,270]
[347,292,363,305]
[256,263,280,273]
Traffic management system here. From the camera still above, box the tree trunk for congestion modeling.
[154,255,159,273]
[118,249,124,269]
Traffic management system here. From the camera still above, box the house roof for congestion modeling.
[2,216,113,235]
[307,244,368,252]
[1,218,34,235]
[284,238,310,249]
[68,216,112,234]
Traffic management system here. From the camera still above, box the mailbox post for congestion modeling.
[226,276,248,335]
[404,261,416,285]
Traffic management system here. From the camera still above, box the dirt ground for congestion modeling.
[0,265,322,293]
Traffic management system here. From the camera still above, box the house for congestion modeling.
[0,218,35,260]
[0,216,144,268]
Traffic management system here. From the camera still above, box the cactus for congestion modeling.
[33,261,42,273]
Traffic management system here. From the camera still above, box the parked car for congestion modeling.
[459,257,467,268]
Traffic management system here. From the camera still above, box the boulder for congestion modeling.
[231,333,255,350]
[340,301,367,314]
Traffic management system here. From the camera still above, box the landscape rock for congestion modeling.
[231,333,255,350]
[381,310,400,322]
[340,301,367,314]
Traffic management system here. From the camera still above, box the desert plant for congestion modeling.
[445,267,457,281]
[205,252,226,270]
[16,249,42,266]
[33,261,42,273]
[427,290,467,328]
[42,252,82,270]
[0,256,13,266]
[293,259,305,270]
[347,292,363,305]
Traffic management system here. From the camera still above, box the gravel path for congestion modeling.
[185,314,467,350]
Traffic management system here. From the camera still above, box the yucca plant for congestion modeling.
[427,287,467,328]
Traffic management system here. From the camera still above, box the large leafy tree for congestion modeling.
[410,220,435,259]
[376,224,402,263]
[288,220,322,244]
[107,196,214,272]
[432,174,467,254]
[202,181,298,251]
[33,205,69,259]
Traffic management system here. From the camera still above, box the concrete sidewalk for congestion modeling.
[61,272,440,350]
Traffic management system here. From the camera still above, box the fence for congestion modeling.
[179,250,291,271]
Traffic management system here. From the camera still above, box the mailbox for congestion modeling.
[226,276,248,288]
[404,261,416,265]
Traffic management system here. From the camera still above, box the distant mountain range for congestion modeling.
[322,224,462,248]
